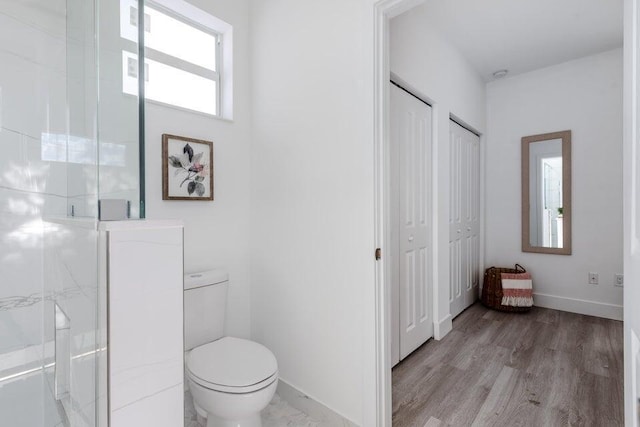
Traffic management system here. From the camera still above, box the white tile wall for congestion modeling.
[112,384,183,427]
[0,0,66,38]
[1,0,143,425]
[0,51,66,140]
[0,370,65,427]
[105,222,184,425]
[42,218,100,426]
[0,2,101,427]
[0,13,66,72]
[0,129,67,197]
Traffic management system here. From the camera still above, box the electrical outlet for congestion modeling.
[615,274,624,287]
[588,272,599,285]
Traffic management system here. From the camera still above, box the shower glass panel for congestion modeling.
[0,0,144,425]
[98,0,145,219]
[0,1,75,425]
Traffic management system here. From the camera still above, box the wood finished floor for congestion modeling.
[392,303,623,427]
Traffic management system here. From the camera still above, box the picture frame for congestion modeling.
[162,134,214,201]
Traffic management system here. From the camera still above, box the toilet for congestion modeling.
[184,270,278,427]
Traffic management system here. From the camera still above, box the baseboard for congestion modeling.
[434,314,453,340]
[276,379,358,427]
[533,292,623,321]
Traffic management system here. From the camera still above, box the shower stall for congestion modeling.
[0,0,144,425]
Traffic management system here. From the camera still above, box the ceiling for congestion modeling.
[409,0,623,81]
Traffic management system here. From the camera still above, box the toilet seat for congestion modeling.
[189,370,278,394]
[187,337,278,394]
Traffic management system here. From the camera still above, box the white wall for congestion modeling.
[390,9,486,335]
[485,48,624,319]
[623,0,640,423]
[145,0,252,338]
[249,0,374,423]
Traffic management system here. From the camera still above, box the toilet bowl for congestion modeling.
[184,271,278,427]
[186,336,278,427]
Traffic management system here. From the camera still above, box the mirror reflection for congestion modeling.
[529,139,563,248]
[522,130,571,255]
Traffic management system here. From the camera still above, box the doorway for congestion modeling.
[375,0,621,424]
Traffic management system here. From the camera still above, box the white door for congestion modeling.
[390,84,434,365]
[449,121,480,319]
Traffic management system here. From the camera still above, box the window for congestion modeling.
[120,0,231,117]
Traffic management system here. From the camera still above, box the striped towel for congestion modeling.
[500,272,534,307]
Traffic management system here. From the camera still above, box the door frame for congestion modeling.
[624,0,640,424]
[372,1,426,426]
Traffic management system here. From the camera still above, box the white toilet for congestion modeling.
[184,270,278,427]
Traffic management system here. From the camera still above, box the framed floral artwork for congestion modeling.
[162,134,214,201]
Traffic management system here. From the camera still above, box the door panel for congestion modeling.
[390,84,434,364]
[449,121,480,319]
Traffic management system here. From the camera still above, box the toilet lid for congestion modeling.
[187,337,278,388]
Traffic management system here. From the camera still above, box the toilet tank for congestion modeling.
[184,269,228,351]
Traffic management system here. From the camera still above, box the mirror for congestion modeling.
[522,130,572,255]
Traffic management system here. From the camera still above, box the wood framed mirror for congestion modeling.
[522,130,572,255]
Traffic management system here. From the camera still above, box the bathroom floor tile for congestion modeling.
[184,390,321,427]
[262,394,320,427]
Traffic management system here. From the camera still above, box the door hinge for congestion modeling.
[375,248,382,261]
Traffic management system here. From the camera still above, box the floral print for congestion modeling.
[168,143,208,197]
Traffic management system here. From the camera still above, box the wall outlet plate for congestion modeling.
[588,272,599,285]
[615,274,624,287]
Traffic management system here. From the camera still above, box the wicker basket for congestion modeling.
[481,264,532,312]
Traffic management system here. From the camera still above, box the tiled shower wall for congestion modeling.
[0,1,101,426]
[1,0,142,424]
[0,1,69,425]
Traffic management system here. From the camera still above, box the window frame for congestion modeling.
[145,1,222,117]
[121,0,233,119]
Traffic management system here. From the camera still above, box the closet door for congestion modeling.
[390,84,434,364]
[449,121,480,319]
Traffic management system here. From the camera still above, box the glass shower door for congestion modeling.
[44,0,101,425]
[0,0,80,425]
[0,0,143,425]
[0,0,100,425]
